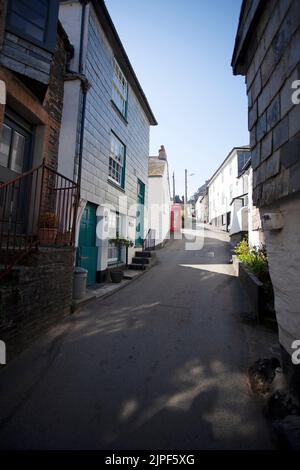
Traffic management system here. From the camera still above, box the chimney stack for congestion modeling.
[158,145,167,160]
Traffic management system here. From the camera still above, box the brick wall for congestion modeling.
[43,27,70,171]
[236,0,300,207]
[0,247,75,361]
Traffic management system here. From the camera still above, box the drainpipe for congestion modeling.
[77,0,88,195]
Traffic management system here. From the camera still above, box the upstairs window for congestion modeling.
[109,133,126,188]
[112,59,128,118]
[7,0,59,51]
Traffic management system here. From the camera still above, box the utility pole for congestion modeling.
[185,169,188,204]
[172,171,175,201]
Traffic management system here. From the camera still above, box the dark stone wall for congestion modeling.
[0,247,75,361]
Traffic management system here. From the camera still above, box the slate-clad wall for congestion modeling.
[80,5,150,212]
[243,0,300,207]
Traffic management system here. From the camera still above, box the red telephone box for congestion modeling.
[170,204,182,232]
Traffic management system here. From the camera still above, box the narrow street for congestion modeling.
[0,226,277,450]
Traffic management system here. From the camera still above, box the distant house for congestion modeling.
[58,0,157,285]
[207,147,251,231]
[148,145,171,247]
[195,185,209,223]
[229,156,251,246]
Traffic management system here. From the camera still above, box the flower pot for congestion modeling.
[38,228,58,245]
[110,270,123,283]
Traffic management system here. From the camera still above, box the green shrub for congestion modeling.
[234,238,269,281]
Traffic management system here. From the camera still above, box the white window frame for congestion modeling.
[108,133,125,187]
[112,59,128,118]
[108,212,126,265]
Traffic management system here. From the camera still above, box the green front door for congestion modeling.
[135,179,145,246]
[78,203,98,286]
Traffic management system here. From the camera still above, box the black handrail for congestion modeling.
[143,228,155,251]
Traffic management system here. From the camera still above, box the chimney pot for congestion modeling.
[158,145,167,160]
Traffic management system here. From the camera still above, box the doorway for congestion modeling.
[78,203,98,286]
[135,179,145,247]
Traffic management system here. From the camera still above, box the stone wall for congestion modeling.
[0,247,75,361]
[232,0,300,395]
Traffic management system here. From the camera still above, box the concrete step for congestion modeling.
[135,251,156,259]
[132,257,151,265]
[135,251,152,258]
[128,263,148,271]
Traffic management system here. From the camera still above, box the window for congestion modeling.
[108,212,125,264]
[109,133,126,188]
[112,59,128,118]
[0,116,32,177]
[7,0,59,51]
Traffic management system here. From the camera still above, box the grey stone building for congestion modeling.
[58,0,157,285]
[232,0,300,395]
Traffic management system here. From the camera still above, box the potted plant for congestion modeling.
[109,236,134,283]
[38,211,59,245]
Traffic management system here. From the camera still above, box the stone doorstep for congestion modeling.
[72,269,146,311]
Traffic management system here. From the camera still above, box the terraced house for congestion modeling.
[0,0,78,359]
[58,0,157,285]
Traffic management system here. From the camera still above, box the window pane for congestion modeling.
[109,134,125,186]
[10,131,25,173]
[0,124,12,169]
[9,12,44,42]
[9,0,48,43]
[112,59,128,117]
[12,1,46,28]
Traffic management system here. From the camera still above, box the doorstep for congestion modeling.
[72,269,144,311]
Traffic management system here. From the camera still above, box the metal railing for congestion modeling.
[0,161,79,279]
[143,228,156,251]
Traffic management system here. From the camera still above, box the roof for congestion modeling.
[91,0,157,125]
[231,0,264,75]
[207,146,250,186]
[148,158,166,177]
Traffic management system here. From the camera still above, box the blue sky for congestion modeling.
[106,0,248,198]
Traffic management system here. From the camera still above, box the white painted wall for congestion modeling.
[248,167,264,248]
[148,162,171,246]
[195,194,208,223]
[208,148,250,229]
[57,79,81,181]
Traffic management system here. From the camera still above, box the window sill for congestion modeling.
[111,100,128,125]
[107,177,125,193]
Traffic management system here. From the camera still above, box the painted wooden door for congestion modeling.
[135,179,145,246]
[78,203,98,286]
